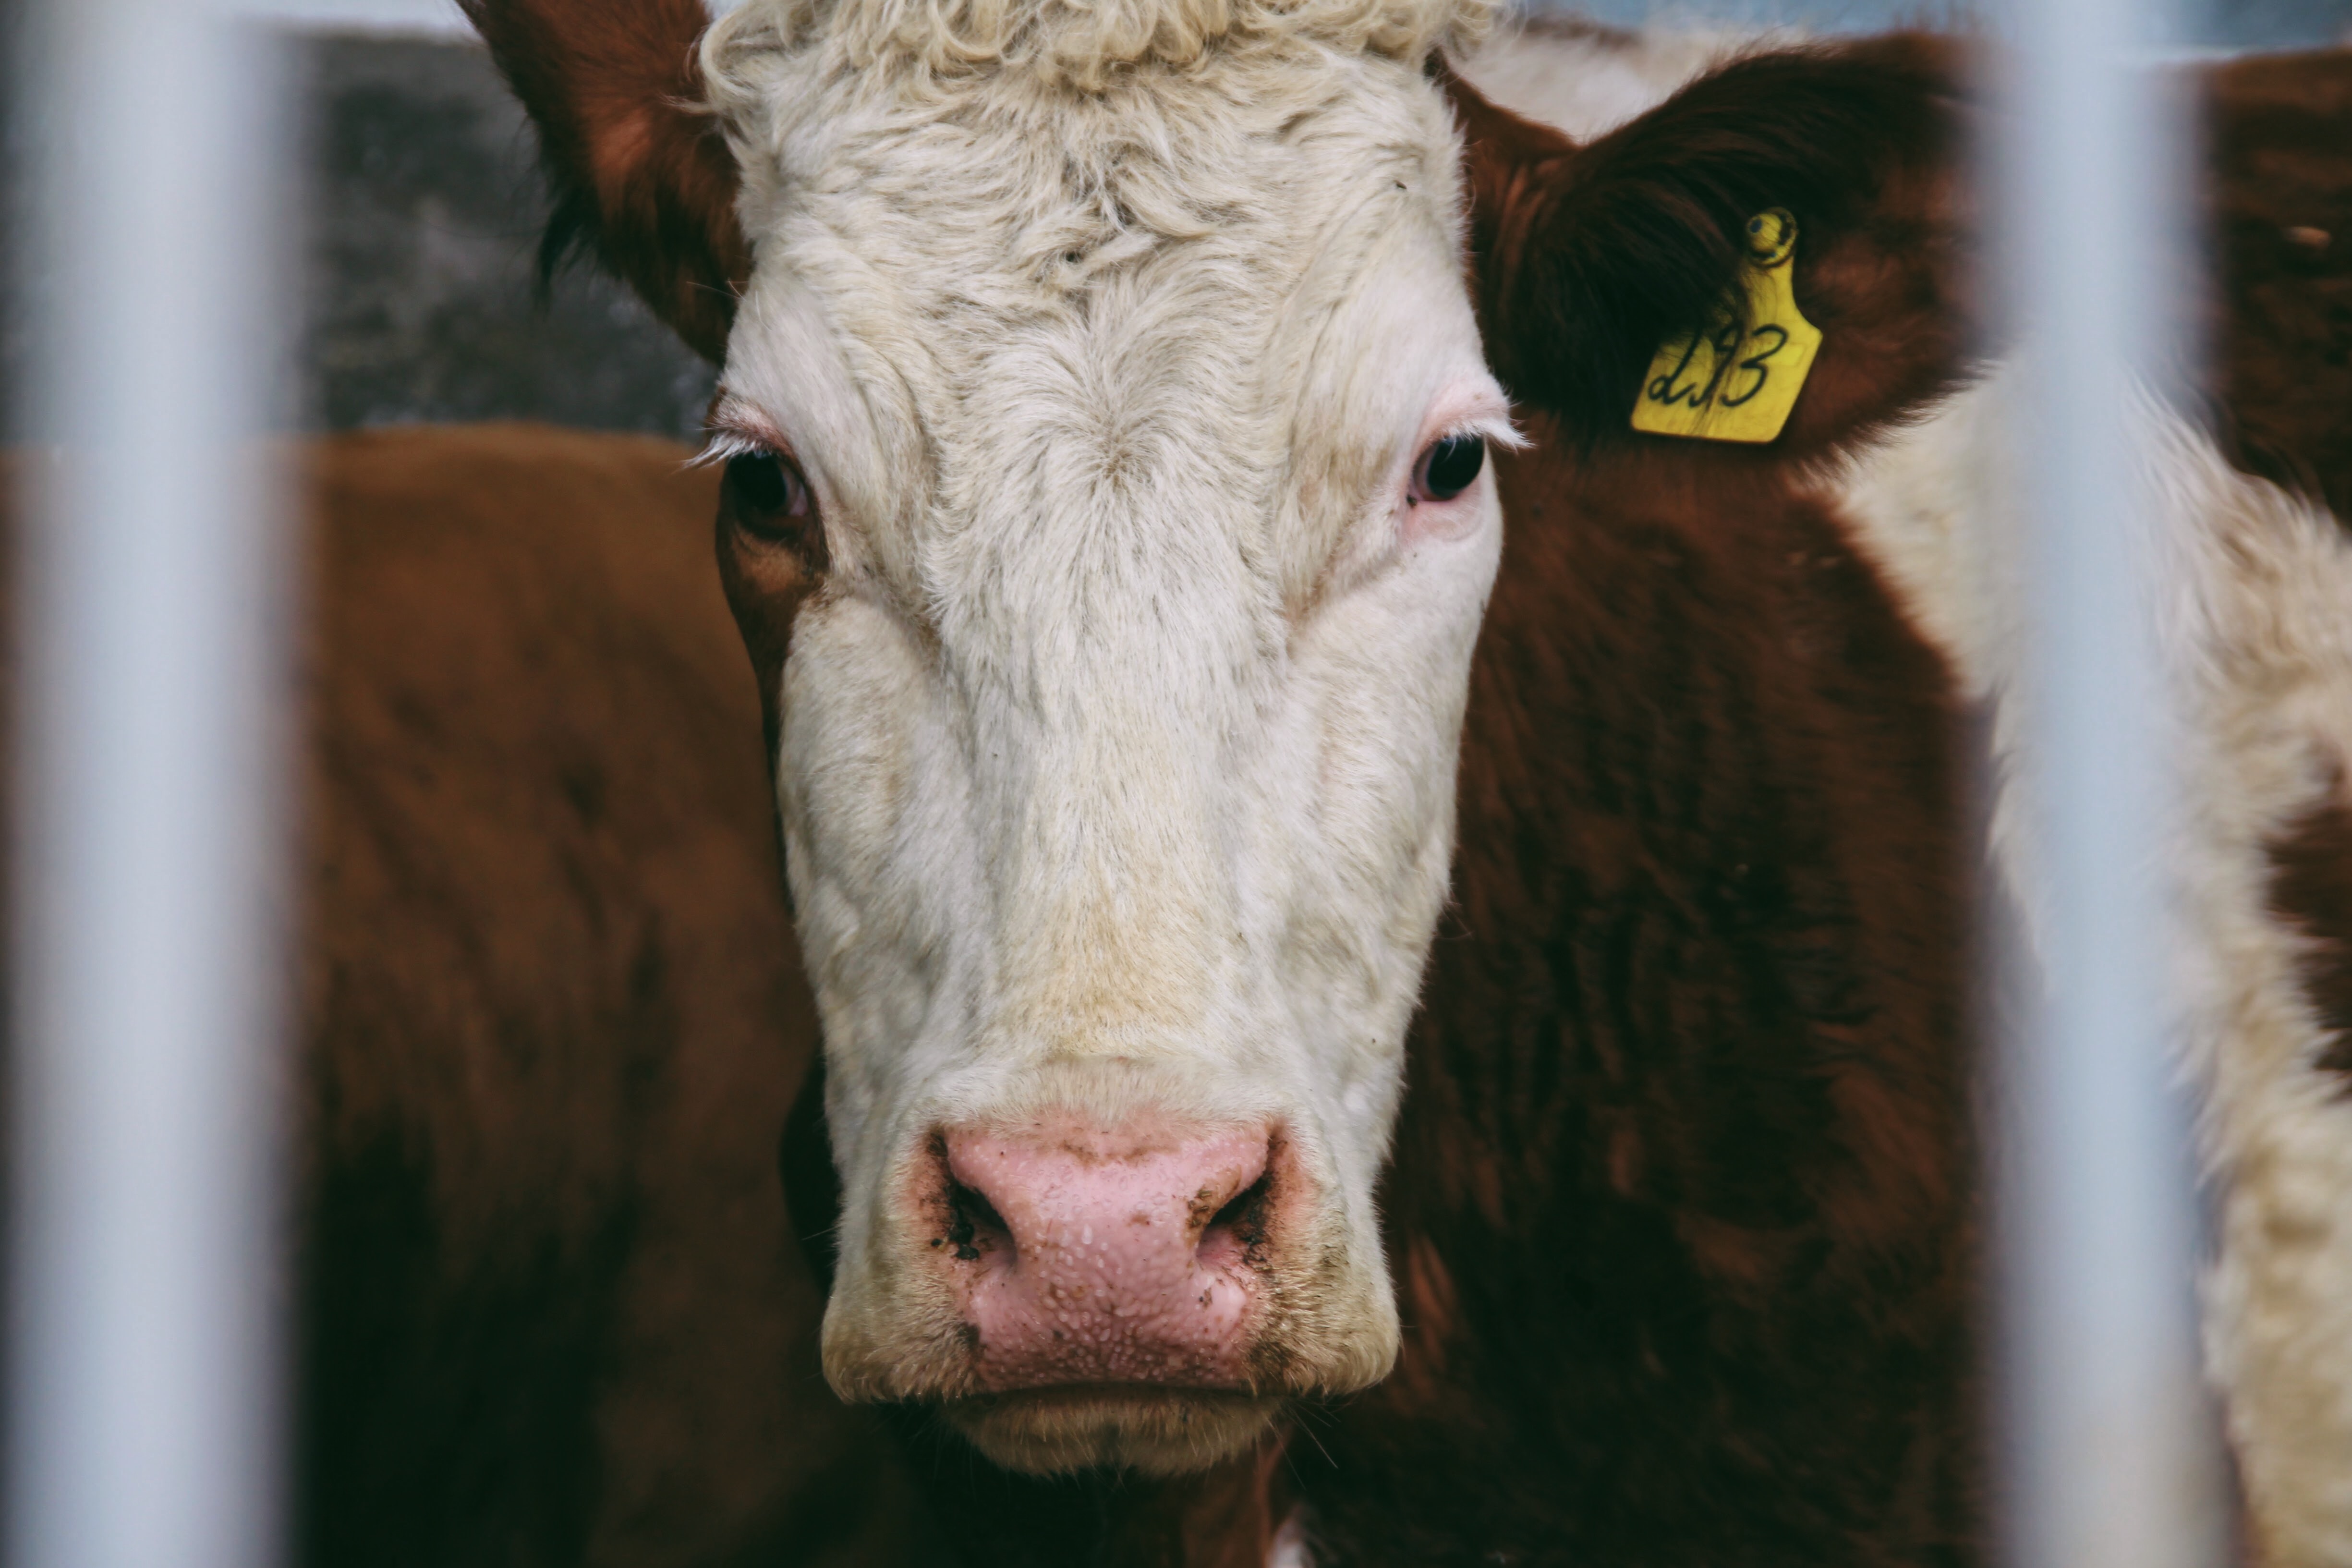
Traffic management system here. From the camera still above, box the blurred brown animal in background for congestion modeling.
[281,425,925,1566]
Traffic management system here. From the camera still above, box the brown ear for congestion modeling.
[1443,36,1978,455]
[461,0,752,364]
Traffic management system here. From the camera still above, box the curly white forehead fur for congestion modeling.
[703,0,1494,92]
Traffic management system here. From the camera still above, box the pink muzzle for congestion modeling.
[928,1120,1280,1392]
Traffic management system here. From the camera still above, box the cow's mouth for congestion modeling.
[939,1385,1284,1476]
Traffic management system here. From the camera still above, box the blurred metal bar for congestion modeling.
[1992,0,2223,1565]
[9,3,291,1568]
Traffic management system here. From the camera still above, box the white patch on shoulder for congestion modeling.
[1451,16,1791,141]
[1831,368,2352,1565]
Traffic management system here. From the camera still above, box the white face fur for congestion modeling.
[701,5,1507,1473]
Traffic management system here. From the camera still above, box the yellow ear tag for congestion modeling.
[1629,207,1821,444]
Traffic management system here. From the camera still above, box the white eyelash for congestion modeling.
[688,429,772,471]
[1448,412,1530,452]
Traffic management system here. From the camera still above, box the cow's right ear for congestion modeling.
[461,0,752,364]
[1444,35,1977,455]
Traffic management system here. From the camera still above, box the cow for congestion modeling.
[408,3,2352,1564]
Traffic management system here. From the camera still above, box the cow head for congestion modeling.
[465,0,1966,1478]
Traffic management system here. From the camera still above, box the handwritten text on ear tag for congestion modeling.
[1630,207,1822,444]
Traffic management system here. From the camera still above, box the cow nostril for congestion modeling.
[1200,1169,1273,1262]
[943,1179,1011,1263]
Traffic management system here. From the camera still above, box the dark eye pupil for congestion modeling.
[1419,433,1486,502]
[721,448,828,569]
[727,451,792,519]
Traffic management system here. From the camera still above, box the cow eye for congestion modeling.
[1411,433,1486,504]
[722,450,822,559]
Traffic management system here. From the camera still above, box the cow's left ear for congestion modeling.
[1443,35,1977,454]
[462,0,752,364]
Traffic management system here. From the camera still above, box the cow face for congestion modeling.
[692,3,1504,1475]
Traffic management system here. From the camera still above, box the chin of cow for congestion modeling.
[938,1386,1288,1477]
[826,1284,1398,1474]
[822,1288,1399,1476]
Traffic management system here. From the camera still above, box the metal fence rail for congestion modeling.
[9,5,290,1568]
[1996,0,2225,1562]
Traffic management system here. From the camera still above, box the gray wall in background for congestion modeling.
[300,34,715,440]
[5,30,716,445]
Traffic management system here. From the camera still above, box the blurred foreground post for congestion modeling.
[1992,0,2224,1565]
[8,3,291,1568]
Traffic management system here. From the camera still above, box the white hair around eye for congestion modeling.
[688,392,794,472]
[689,429,770,470]
[1443,410,1528,454]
